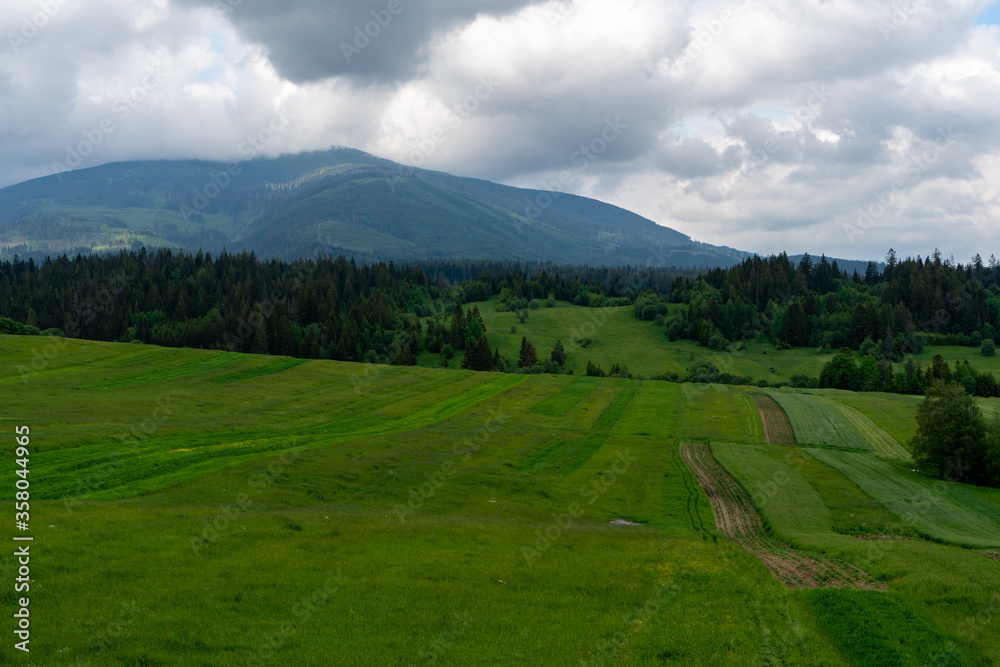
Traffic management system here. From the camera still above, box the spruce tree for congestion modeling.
[518,337,537,367]
[450,303,467,349]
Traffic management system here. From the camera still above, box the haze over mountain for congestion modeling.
[0,147,758,267]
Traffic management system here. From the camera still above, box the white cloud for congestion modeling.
[1,0,999,262]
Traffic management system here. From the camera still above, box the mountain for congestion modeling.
[0,148,750,267]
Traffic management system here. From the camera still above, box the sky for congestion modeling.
[2,0,999,263]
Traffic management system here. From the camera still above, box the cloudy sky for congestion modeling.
[2,0,999,262]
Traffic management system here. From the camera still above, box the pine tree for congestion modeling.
[450,303,467,350]
[518,337,537,367]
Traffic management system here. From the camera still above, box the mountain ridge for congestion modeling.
[0,147,869,271]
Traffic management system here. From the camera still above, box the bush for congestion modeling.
[708,334,728,351]
[529,300,540,310]
[790,374,812,388]
[982,339,996,357]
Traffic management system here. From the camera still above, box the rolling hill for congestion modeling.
[0,147,750,267]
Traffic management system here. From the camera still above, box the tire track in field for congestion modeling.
[681,442,885,590]
[675,454,710,540]
[748,393,797,447]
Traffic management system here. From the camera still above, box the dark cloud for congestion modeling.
[177,0,540,83]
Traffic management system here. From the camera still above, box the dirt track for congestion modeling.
[681,442,885,590]
[749,393,797,447]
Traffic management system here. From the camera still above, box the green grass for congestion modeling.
[806,448,1000,549]
[823,398,911,459]
[770,391,870,450]
[531,376,600,415]
[422,299,841,383]
[826,391,922,448]
[679,385,762,444]
[3,334,1000,665]
[209,357,308,383]
[805,589,973,666]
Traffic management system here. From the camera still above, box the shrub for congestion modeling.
[982,339,996,357]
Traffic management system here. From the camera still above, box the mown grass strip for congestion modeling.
[804,589,972,667]
[805,448,1000,548]
[84,352,245,389]
[594,381,639,431]
[39,375,529,500]
[209,358,308,383]
[518,380,637,474]
[518,433,607,474]
[823,398,910,460]
[769,391,869,450]
[530,377,599,415]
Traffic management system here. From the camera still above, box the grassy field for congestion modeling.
[419,300,1000,389]
[419,299,841,382]
[805,448,1000,548]
[823,399,911,460]
[2,334,1000,664]
[769,390,871,451]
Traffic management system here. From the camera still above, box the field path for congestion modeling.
[681,442,885,590]
[749,393,797,446]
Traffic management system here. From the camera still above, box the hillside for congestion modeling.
[0,148,749,267]
[3,334,1000,664]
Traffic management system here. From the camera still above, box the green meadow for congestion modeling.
[2,334,1000,665]
[420,300,1000,388]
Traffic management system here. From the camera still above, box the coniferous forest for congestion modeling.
[2,248,1000,379]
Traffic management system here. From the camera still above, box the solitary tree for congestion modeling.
[462,335,494,371]
[551,340,567,366]
[518,337,538,368]
[911,381,987,481]
[819,351,860,390]
[982,338,996,357]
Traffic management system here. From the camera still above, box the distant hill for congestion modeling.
[0,148,751,267]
